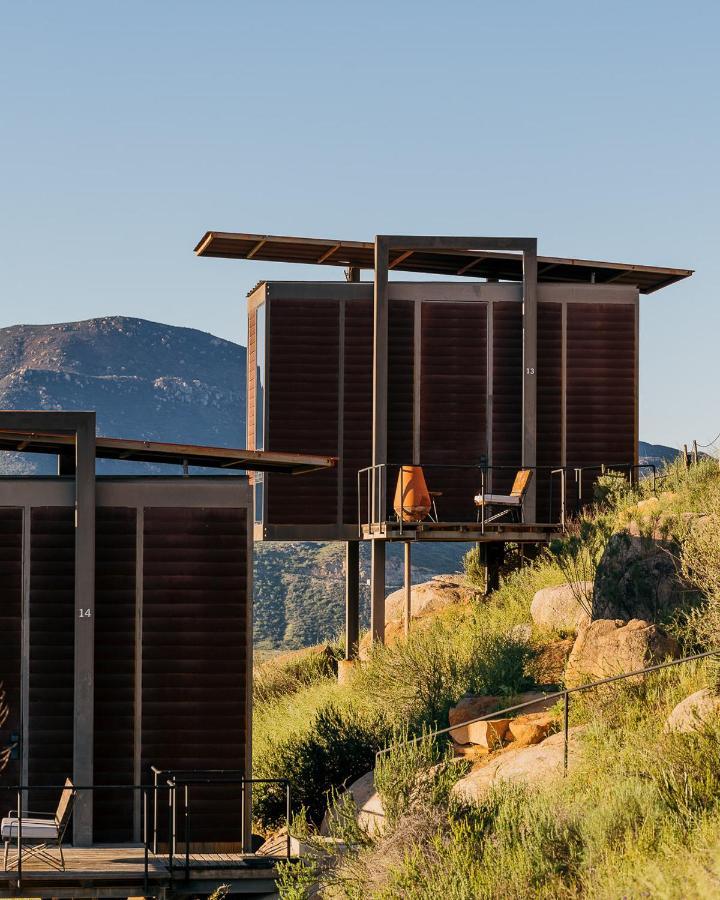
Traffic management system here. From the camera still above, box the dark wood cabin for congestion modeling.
[0,476,252,847]
[247,280,639,536]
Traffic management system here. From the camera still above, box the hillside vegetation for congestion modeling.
[252,458,720,898]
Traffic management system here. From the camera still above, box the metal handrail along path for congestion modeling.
[375,647,720,772]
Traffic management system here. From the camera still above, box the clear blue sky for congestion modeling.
[1,1,718,449]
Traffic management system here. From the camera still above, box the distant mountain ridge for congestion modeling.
[0,317,244,473]
[638,440,681,468]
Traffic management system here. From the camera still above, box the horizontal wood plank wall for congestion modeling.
[142,507,247,844]
[537,303,562,522]
[28,507,75,811]
[247,309,257,451]
[343,298,373,524]
[266,299,339,525]
[93,507,136,842]
[420,302,487,521]
[492,303,523,495]
[566,302,636,506]
[0,509,22,785]
[386,299,415,517]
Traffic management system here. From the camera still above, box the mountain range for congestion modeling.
[0,316,685,649]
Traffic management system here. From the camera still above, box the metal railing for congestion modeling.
[358,461,655,535]
[0,773,293,891]
[163,773,292,879]
[375,646,720,772]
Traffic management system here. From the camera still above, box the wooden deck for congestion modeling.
[0,844,283,898]
[361,520,564,542]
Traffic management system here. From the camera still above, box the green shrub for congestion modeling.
[374,727,467,827]
[354,615,532,728]
[254,703,389,828]
[254,644,342,706]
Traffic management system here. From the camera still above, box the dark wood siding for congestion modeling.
[386,299,416,516]
[537,303,562,521]
[247,307,257,450]
[567,302,636,505]
[28,507,75,810]
[343,299,373,523]
[142,507,248,844]
[0,509,22,786]
[420,302,487,520]
[492,302,523,495]
[93,507,136,842]
[266,299,340,525]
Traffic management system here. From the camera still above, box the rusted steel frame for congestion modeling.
[0,429,336,472]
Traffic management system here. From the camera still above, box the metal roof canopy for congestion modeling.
[194,231,693,294]
[0,429,335,474]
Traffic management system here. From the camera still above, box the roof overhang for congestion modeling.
[194,231,693,294]
[0,430,336,474]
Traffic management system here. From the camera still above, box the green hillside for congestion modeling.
[253,458,720,898]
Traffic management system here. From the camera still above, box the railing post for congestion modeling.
[153,769,159,855]
[16,787,22,889]
[563,691,570,774]
[143,789,149,894]
[184,783,190,878]
[286,782,291,859]
[480,468,485,535]
[168,780,174,874]
[399,464,404,536]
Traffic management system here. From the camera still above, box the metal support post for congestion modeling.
[522,242,538,522]
[370,540,386,643]
[345,541,360,659]
[403,542,412,638]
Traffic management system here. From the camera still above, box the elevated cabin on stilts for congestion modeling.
[194,230,693,659]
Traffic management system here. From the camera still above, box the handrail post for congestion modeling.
[286,782,291,859]
[480,468,485,535]
[240,780,246,852]
[398,464,403,535]
[563,691,570,774]
[184,783,190,878]
[153,768,159,855]
[575,467,582,513]
[16,787,22,889]
[143,789,149,894]
[168,779,174,874]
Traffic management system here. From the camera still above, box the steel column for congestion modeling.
[403,542,412,638]
[0,411,96,846]
[73,413,96,846]
[370,541,386,643]
[344,541,360,659]
[522,243,538,522]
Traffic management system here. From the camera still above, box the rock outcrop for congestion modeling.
[592,532,686,622]
[384,575,475,624]
[451,727,586,803]
[665,688,720,734]
[320,771,385,837]
[565,618,680,687]
[360,575,475,656]
[530,582,592,631]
